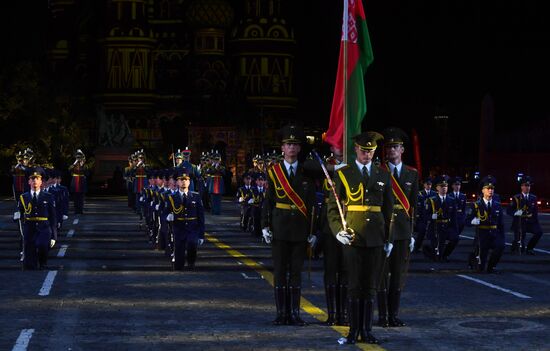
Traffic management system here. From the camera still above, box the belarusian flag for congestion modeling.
[324,0,374,160]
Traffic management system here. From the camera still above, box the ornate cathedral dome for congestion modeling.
[185,0,235,29]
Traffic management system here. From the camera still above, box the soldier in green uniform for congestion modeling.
[261,124,317,326]
[377,127,418,328]
[327,131,394,344]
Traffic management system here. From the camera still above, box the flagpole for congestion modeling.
[342,0,349,164]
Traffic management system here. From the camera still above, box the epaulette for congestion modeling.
[335,164,350,172]
[190,191,199,195]
[405,165,417,171]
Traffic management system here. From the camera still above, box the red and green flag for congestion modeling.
[324,0,374,162]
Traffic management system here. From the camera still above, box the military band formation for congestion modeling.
[10,125,546,345]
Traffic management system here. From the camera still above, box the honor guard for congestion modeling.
[422,175,459,262]
[327,131,394,344]
[447,176,467,257]
[467,177,505,273]
[12,151,28,198]
[237,172,255,231]
[133,150,148,218]
[261,124,317,327]
[318,151,349,326]
[413,177,436,252]
[507,175,543,255]
[198,152,211,211]
[68,149,88,214]
[166,169,205,270]
[124,154,137,210]
[14,168,58,270]
[206,151,226,215]
[377,127,418,328]
[175,147,201,192]
[251,174,266,238]
[52,170,70,231]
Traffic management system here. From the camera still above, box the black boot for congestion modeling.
[487,250,503,274]
[360,298,379,344]
[442,241,457,262]
[345,298,360,344]
[324,285,336,325]
[337,284,349,326]
[377,290,389,327]
[272,286,286,325]
[388,289,406,327]
[288,286,306,326]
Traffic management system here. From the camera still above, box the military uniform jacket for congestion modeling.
[466,199,505,245]
[69,164,88,193]
[450,192,467,225]
[385,164,418,241]
[236,185,255,205]
[425,195,459,240]
[261,162,316,242]
[327,163,394,248]
[168,191,205,241]
[507,193,542,232]
[18,191,58,245]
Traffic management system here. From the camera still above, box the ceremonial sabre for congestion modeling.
[311,150,354,241]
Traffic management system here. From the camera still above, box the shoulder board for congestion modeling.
[190,191,199,195]
[405,165,417,171]
[335,165,350,173]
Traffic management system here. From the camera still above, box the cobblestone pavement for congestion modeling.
[0,196,549,350]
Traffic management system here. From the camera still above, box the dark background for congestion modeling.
[2,0,549,193]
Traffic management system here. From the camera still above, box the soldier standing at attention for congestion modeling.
[377,127,418,328]
[327,131,394,344]
[446,176,467,258]
[261,124,317,326]
[413,177,436,252]
[14,168,57,270]
[68,149,88,214]
[507,175,543,255]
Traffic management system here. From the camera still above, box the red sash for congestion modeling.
[270,163,308,218]
[385,163,411,217]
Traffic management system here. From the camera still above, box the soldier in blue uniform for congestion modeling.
[467,177,505,273]
[236,172,255,231]
[166,169,205,271]
[47,170,70,232]
[14,168,58,270]
[444,176,467,259]
[423,175,459,262]
[507,175,543,255]
[413,177,437,252]
[251,174,267,238]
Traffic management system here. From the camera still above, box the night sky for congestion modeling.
[2,0,550,159]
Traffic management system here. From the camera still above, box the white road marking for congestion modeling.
[57,245,68,257]
[67,229,75,237]
[12,329,34,351]
[459,235,550,254]
[457,274,532,299]
[38,271,58,296]
[513,273,550,287]
[72,219,79,225]
[241,272,261,280]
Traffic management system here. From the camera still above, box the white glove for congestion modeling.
[62,215,68,220]
[336,231,351,245]
[384,242,394,257]
[198,239,204,246]
[248,198,255,204]
[238,197,244,203]
[155,204,160,210]
[471,217,480,225]
[50,239,56,248]
[139,196,144,202]
[13,211,20,220]
[431,213,438,220]
[262,227,272,244]
[514,210,523,217]
[307,234,317,247]
[150,201,154,206]
[166,213,174,222]
[409,237,415,252]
